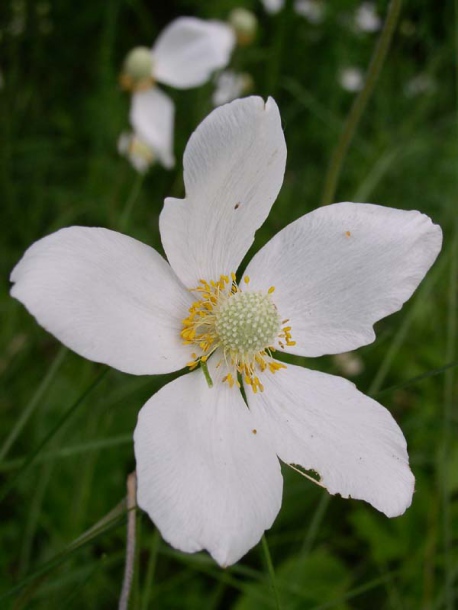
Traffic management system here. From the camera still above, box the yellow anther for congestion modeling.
[181,271,294,393]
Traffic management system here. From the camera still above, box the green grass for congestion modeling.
[1,0,457,608]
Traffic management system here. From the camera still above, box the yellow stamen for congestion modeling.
[180,274,294,392]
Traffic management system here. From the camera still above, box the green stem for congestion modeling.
[140,530,161,610]
[1,499,127,603]
[201,360,214,388]
[119,472,138,610]
[441,221,457,609]
[266,0,293,98]
[0,346,66,461]
[320,0,403,206]
[261,535,282,610]
[0,368,108,504]
[119,172,144,232]
[443,5,458,606]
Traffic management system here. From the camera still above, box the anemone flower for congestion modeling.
[261,0,325,23]
[11,97,442,567]
[122,17,235,168]
[212,70,253,107]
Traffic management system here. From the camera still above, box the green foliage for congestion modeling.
[0,0,457,608]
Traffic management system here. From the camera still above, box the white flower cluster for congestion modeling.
[119,17,236,171]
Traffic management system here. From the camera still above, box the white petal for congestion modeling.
[245,202,442,357]
[212,70,248,107]
[130,88,175,169]
[261,0,285,14]
[160,97,287,288]
[152,17,235,89]
[10,227,193,375]
[247,363,415,517]
[134,365,283,567]
[117,131,155,173]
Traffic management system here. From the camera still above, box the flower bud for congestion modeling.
[120,46,154,92]
[228,8,258,46]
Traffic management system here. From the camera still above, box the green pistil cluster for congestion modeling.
[215,291,280,356]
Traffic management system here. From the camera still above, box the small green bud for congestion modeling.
[120,46,154,91]
[228,8,258,46]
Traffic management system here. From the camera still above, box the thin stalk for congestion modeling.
[441,213,457,610]
[0,346,66,461]
[0,368,108,503]
[373,359,458,400]
[266,0,293,98]
[119,472,138,610]
[301,494,330,556]
[320,0,403,206]
[444,4,458,604]
[140,530,161,610]
[1,500,127,602]
[0,434,131,473]
[261,535,282,610]
[119,172,144,232]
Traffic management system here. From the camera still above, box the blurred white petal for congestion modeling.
[130,87,175,169]
[152,17,235,89]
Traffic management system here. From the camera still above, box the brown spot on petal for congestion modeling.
[345,230,351,238]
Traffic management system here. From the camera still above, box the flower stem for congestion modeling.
[320,0,403,207]
[201,360,214,388]
[0,368,108,504]
[119,471,138,610]
[0,345,66,461]
[261,535,282,610]
[119,172,144,232]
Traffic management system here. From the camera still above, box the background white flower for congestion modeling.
[11,97,442,567]
[212,70,253,107]
[404,73,437,98]
[294,0,325,24]
[117,131,156,173]
[122,17,235,168]
[261,0,325,21]
[261,0,285,14]
[354,2,381,33]
[339,66,365,92]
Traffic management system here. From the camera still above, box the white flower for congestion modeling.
[261,0,325,21]
[117,131,156,173]
[339,66,364,92]
[294,0,325,24]
[261,0,284,14]
[212,70,253,107]
[122,17,235,168]
[10,97,442,567]
[333,352,364,377]
[354,2,381,33]
[404,73,437,98]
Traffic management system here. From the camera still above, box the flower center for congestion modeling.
[181,274,295,392]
